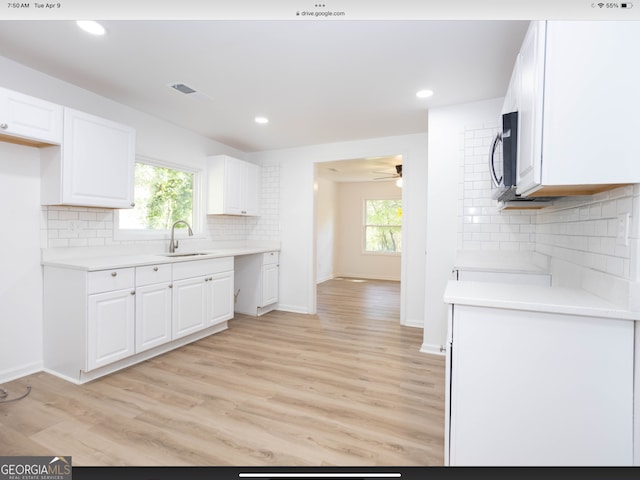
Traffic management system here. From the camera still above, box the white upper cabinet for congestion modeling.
[207,155,260,216]
[40,107,136,208]
[0,86,63,145]
[516,21,640,197]
[501,54,521,115]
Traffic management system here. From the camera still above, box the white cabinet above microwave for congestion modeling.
[515,21,640,198]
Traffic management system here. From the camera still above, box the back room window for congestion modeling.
[364,198,402,253]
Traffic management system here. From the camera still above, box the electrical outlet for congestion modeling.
[617,213,630,247]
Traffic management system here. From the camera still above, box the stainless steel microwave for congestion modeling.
[489,111,518,202]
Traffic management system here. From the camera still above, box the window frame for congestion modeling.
[114,155,204,242]
[362,196,402,256]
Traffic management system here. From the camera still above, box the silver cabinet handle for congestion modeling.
[111,272,118,277]
[153,267,159,272]
[168,284,173,289]
[130,290,135,295]
[0,123,8,130]
[130,203,135,207]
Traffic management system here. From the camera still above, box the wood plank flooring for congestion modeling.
[0,278,445,466]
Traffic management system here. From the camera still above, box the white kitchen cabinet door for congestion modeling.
[135,282,173,353]
[501,53,521,115]
[172,276,208,340]
[41,107,135,208]
[448,304,634,466]
[516,20,545,196]
[0,87,63,145]
[261,262,279,307]
[207,155,260,216]
[208,271,235,326]
[243,161,260,216]
[87,289,136,371]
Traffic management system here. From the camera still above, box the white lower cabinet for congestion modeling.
[135,264,173,353]
[87,288,135,371]
[234,251,279,316]
[172,257,235,339]
[43,256,234,384]
[172,276,209,339]
[210,271,235,325]
[445,304,634,466]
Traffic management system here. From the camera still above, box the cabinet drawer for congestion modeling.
[172,257,234,280]
[136,264,172,286]
[87,268,135,294]
[263,251,279,265]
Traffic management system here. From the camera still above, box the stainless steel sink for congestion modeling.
[161,252,211,257]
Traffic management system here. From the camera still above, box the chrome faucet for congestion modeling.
[169,220,193,253]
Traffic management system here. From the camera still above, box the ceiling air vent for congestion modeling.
[170,83,197,94]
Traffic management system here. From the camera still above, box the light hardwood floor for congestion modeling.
[0,278,445,466]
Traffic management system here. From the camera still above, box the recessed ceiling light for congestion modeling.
[416,89,434,99]
[76,20,106,36]
[255,117,269,125]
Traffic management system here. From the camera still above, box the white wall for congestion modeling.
[316,176,337,283]
[0,142,44,381]
[335,181,401,281]
[422,98,503,354]
[250,132,428,327]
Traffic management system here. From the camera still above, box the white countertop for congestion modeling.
[41,244,279,271]
[444,280,638,321]
[454,250,550,275]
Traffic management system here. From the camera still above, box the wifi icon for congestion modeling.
[598,2,605,6]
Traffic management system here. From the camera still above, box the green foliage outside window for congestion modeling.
[119,162,194,230]
[365,199,402,253]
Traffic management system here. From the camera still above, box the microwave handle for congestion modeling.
[489,131,503,187]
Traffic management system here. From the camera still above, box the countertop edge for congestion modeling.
[444,280,639,322]
[41,246,280,271]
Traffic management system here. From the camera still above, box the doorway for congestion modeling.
[313,155,405,324]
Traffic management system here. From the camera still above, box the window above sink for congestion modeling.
[114,155,203,242]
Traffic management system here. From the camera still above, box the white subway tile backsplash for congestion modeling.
[461,124,640,299]
[460,124,536,253]
[42,163,281,250]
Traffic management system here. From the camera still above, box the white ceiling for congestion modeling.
[0,20,528,156]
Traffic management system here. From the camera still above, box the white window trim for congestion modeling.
[114,155,204,242]
[362,196,402,255]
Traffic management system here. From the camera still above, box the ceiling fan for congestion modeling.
[373,164,402,180]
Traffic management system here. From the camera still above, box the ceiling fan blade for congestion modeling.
[373,175,398,180]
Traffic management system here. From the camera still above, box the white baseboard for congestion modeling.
[403,318,424,329]
[334,272,401,282]
[276,304,311,314]
[0,361,43,384]
[316,274,335,284]
[420,342,445,356]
